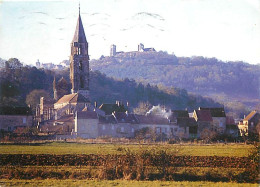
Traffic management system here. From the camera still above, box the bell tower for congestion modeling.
[70,6,90,99]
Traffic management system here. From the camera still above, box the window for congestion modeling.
[79,61,83,70]
[121,127,124,132]
[156,127,161,134]
[112,125,114,130]
[23,117,26,124]
[102,125,105,130]
[80,76,84,88]
[131,128,134,133]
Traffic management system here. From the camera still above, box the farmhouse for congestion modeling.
[0,106,33,132]
[238,110,260,136]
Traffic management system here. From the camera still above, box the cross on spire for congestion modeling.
[79,2,80,15]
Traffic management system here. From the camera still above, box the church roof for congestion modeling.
[72,13,87,44]
[55,93,89,104]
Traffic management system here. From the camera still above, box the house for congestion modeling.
[0,106,33,132]
[169,110,197,139]
[199,107,226,134]
[238,110,260,136]
[225,116,239,137]
[193,109,213,138]
[74,110,99,138]
[137,114,171,139]
[74,108,138,139]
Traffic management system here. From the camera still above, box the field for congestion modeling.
[0,142,258,185]
[0,142,253,156]
[0,179,258,187]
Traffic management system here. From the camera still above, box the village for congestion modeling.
[0,8,259,142]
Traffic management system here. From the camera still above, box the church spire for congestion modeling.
[72,5,87,44]
[70,5,90,99]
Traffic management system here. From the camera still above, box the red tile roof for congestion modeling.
[195,110,213,122]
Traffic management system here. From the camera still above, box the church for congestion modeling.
[36,8,91,123]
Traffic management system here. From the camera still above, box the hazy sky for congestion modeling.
[0,0,260,65]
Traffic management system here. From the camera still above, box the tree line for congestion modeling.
[0,58,221,114]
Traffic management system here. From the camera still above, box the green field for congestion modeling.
[0,142,253,157]
[0,142,257,185]
[0,179,257,187]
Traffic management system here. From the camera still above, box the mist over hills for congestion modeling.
[91,51,260,110]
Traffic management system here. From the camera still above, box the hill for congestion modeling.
[0,58,221,113]
[91,52,260,111]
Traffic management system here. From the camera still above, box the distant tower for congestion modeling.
[110,44,116,56]
[53,77,58,101]
[138,43,144,52]
[70,5,90,99]
[36,59,40,68]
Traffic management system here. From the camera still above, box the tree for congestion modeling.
[26,89,52,113]
[133,101,152,115]
[5,58,23,69]
[200,128,217,143]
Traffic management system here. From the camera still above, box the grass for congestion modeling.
[0,142,252,157]
[0,179,257,187]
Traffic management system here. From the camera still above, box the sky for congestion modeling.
[0,0,260,65]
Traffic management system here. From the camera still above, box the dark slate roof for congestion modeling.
[244,110,258,121]
[169,110,189,120]
[177,117,197,127]
[99,103,126,115]
[113,112,139,124]
[136,114,169,125]
[55,93,90,104]
[77,111,98,119]
[199,107,226,117]
[195,110,213,122]
[99,115,117,124]
[0,106,32,115]
[72,14,87,44]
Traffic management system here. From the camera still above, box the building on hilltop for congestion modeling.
[110,43,156,57]
[110,44,116,56]
[138,43,156,52]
